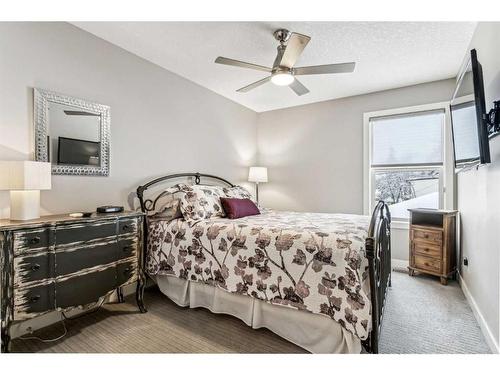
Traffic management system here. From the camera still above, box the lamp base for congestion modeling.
[10,190,41,220]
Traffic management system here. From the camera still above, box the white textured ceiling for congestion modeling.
[73,22,476,112]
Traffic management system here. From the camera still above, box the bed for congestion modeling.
[136,172,391,353]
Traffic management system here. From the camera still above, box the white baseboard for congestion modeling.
[391,258,409,272]
[458,274,499,353]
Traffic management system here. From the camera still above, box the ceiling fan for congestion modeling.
[215,28,356,96]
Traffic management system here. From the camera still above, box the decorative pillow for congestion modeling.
[148,199,183,222]
[178,184,226,223]
[222,185,257,205]
[146,184,186,221]
[220,198,260,219]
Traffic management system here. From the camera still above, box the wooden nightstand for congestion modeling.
[0,211,146,353]
[408,209,458,285]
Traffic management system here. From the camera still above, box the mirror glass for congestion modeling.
[48,102,101,167]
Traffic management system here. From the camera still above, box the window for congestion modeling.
[366,108,446,221]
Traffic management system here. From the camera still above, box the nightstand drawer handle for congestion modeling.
[123,267,131,274]
[28,236,40,245]
[122,224,130,231]
[122,246,133,252]
[29,295,40,303]
[31,263,41,271]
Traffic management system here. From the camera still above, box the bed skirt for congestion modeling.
[155,275,361,354]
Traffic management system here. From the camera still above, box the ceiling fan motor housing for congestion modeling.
[273,29,291,44]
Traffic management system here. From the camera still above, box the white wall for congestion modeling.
[0,22,258,219]
[257,79,456,261]
[456,22,500,353]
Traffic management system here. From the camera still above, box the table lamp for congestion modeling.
[248,166,268,204]
[0,161,51,220]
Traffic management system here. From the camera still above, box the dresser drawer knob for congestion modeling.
[28,236,41,245]
[123,267,131,274]
[122,224,130,231]
[122,246,133,252]
[29,295,41,303]
[31,263,41,271]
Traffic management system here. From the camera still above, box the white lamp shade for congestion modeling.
[248,167,268,183]
[0,161,52,190]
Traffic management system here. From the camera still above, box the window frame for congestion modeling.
[363,102,454,226]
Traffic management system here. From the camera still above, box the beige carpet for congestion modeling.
[11,287,306,353]
[10,272,491,354]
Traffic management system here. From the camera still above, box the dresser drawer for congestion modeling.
[14,283,55,320]
[413,242,442,259]
[55,241,119,276]
[118,218,138,235]
[117,261,137,286]
[56,220,116,246]
[118,238,138,260]
[412,228,442,243]
[14,252,54,287]
[414,255,441,273]
[13,228,52,255]
[56,266,117,309]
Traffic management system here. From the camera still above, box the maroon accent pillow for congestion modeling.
[220,198,260,219]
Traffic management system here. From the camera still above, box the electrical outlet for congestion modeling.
[463,257,469,267]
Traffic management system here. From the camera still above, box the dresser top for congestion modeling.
[0,211,143,231]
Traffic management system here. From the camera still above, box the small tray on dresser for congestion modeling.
[407,208,458,285]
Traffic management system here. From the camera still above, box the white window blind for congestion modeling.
[371,110,444,167]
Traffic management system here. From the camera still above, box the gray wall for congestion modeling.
[257,79,456,261]
[257,79,456,213]
[456,22,500,352]
[0,22,258,218]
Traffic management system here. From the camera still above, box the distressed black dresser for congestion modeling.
[0,211,146,352]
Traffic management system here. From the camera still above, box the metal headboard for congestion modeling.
[136,172,234,214]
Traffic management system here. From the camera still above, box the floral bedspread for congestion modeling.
[146,209,372,340]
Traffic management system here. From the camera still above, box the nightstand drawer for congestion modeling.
[414,255,441,273]
[413,242,442,259]
[412,228,442,243]
[13,228,52,255]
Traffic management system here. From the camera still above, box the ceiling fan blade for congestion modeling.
[63,110,100,116]
[236,76,271,93]
[289,78,309,96]
[293,62,356,75]
[279,32,311,68]
[215,57,272,73]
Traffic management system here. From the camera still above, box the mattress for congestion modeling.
[146,209,372,340]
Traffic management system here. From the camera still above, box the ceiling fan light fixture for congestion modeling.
[271,72,295,86]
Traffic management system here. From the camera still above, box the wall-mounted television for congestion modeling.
[57,136,100,166]
[450,49,490,172]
